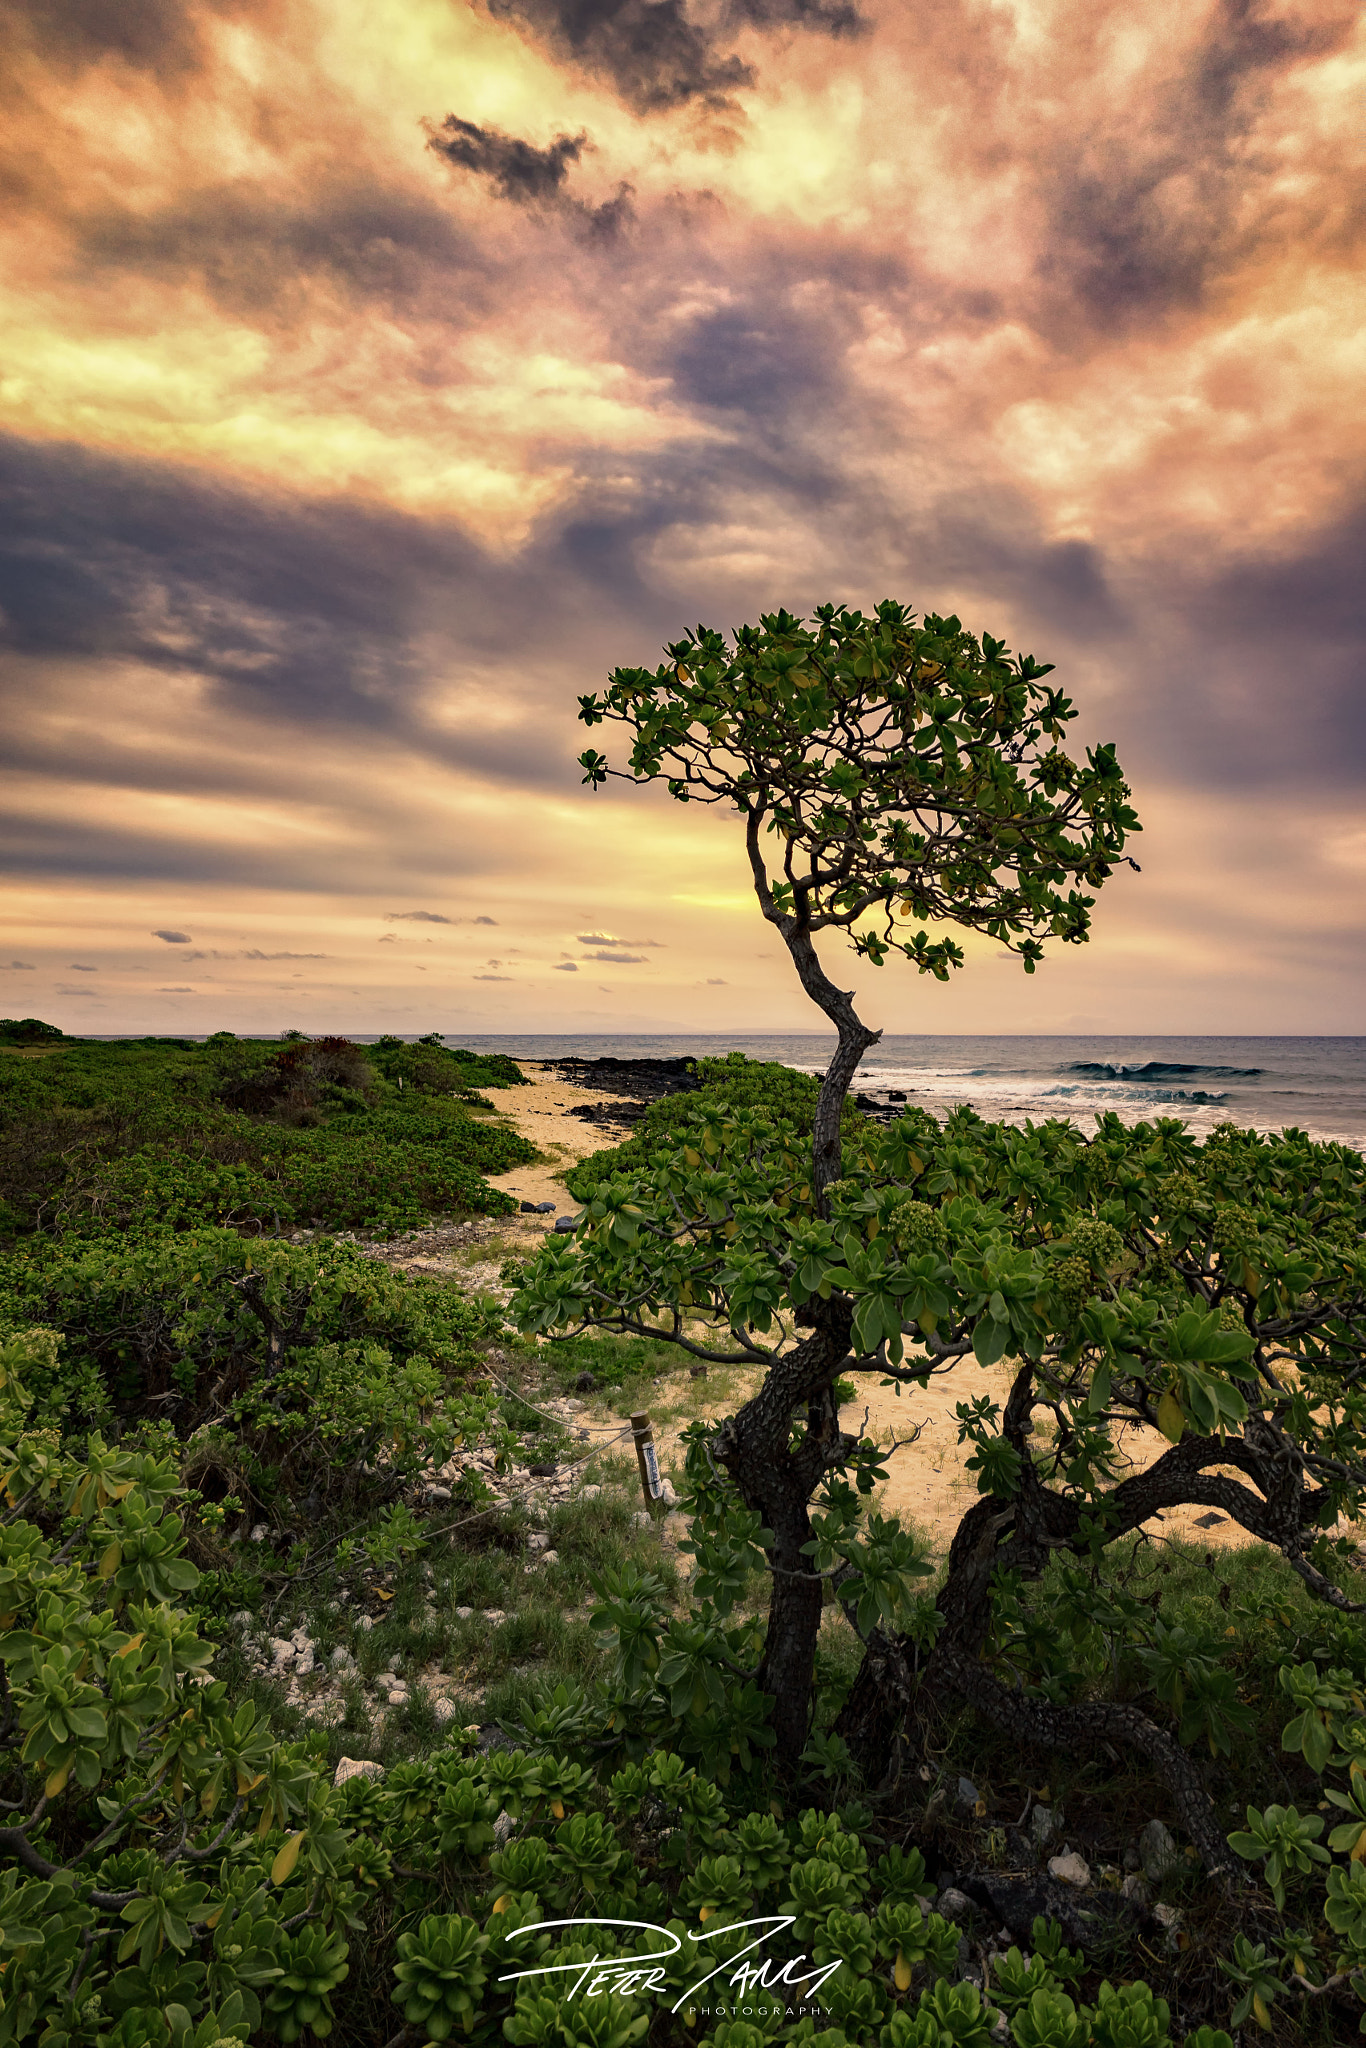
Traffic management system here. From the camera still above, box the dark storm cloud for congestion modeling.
[1128,497,1366,790]
[426,117,588,204]
[75,184,489,323]
[730,0,863,29]
[0,805,495,891]
[1035,1,1359,329]
[0,433,454,726]
[0,0,204,78]
[483,0,754,112]
[482,0,866,114]
[424,116,635,238]
[152,930,192,943]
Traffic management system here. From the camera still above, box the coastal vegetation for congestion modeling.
[0,603,1363,2043]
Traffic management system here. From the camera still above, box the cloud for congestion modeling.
[6,961,34,969]
[581,949,646,963]
[5,0,212,81]
[69,963,98,972]
[152,929,192,943]
[238,951,328,960]
[157,985,195,992]
[474,973,513,980]
[474,916,499,926]
[426,117,588,205]
[425,114,635,240]
[479,0,864,117]
[377,935,398,944]
[1,0,1364,1041]
[481,0,755,113]
[385,911,453,923]
[707,977,726,984]
[553,960,579,971]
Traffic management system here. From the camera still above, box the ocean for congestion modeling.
[422,1034,1366,1154]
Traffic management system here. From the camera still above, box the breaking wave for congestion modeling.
[1062,1061,1264,1082]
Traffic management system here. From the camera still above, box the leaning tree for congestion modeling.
[513,601,1366,1885]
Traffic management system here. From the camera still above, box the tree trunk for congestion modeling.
[779,925,880,1204]
[712,1302,856,1768]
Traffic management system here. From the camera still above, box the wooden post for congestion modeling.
[630,1411,662,1505]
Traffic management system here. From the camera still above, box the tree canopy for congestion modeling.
[579,603,1139,1195]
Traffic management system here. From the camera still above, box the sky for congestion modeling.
[1,0,1363,1040]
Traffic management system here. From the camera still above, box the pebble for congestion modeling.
[250,1524,268,1544]
[387,1688,409,1706]
[455,1606,474,1620]
[424,1484,452,1502]
[484,1609,506,1622]
[527,1533,550,1551]
[269,1638,296,1665]
[955,1776,982,1816]
[1030,1805,1059,1851]
[333,1757,385,1788]
[936,1888,972,1921]
[1121,1873,1148,1907]
[1139,1820,1182,1884]
[433,1697,460,1725]
[330,1647,354,1669]
[294,1649,315,1677]
[1048,1852,1091,1889]
[357,1615,375,1632]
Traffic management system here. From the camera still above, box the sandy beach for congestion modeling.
[403,1063,1282,1560]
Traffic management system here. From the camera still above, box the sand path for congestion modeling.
[411,1069,1268,1558]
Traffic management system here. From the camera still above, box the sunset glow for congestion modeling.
[3,0,1363,1035]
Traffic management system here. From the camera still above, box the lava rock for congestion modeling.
[553,1217,577,1234]
[936,1888,974,1922]
[535,1201,557,1214]
[548,1055,702,1102]
[574,1371,598,1391]
[957,1870,1145,1947]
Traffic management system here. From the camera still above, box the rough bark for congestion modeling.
[835,1361,1349,1879]
[712,1300,857,1764]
